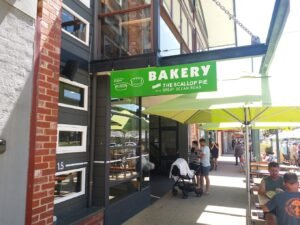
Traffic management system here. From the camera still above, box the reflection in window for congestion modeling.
[59,131,82,147]
[61,5,89,44]
[54,168,85,204]
[100,2,152,59]
[109,179,139,203]
[57,125,87,153]
[59,82,84,108]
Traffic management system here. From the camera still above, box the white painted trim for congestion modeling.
[54,167,86,204]
[65,162,88,168]
[59,77,88,111]
[57,124,87,154]
[62,4,90,46]
[79,0,90,8]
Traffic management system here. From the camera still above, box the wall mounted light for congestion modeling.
[0,139,6,154]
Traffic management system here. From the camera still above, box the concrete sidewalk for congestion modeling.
[123,156,247,225]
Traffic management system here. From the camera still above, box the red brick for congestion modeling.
[35,163,49,170]
[32,199,40,208]
[45,129,56,135]
[38,94,52,102]
[41,196,54,205]
[42,168,55,176]
[34,176,49,185]
[36,149,50,156]
[43,155,56,162]
[37,107,51,115]
[41,183,54,190]
[32,220,46,225]
[45,102,57,109]
[35,156,42,164]
[32,205,47,215]
[45,115,57,122]
[33,191,48,201]
[36,135,50,142]
[38,80,52,89]
[43,142,56,148]
[34,185,41,192]
[36,121,50,129]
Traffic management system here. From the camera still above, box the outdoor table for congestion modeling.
[258,193,269,205]
[251,170,300,177]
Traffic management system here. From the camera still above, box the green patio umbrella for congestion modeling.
[144,77,300,225]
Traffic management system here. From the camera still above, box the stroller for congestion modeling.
[169,158,202,198]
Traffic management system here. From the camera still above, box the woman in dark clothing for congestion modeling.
[211,142,219,170]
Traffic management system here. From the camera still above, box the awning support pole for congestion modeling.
[244,108,251,225]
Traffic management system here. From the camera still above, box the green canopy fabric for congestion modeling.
[143,78,300,124]
[199,122,300,130]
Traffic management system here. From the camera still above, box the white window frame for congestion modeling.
[54,167,86,204]
[59,77,88,111]
[57,124,87,154]
[79,0,90,8]
[62,4,90,46]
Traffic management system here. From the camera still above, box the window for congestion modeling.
[59,77,88,111]
[54,168,86,204]
[57,124,87,154]
[61,4,89,45]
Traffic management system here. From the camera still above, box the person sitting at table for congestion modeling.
[253,162,284,225]
[262,172,300,225]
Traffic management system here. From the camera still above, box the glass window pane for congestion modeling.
[161,130,177,157]
[62,8,87,42]
[163,0,172,16]
[109,179,139,203]
[181,11,188,45]
[55,171,82,200]
[173,0,181,32]
[59,82,84,107]
[102,0,151,12]
[101,6,152,59]
[59,131,82,147]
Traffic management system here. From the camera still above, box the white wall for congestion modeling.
[0,1,36,224]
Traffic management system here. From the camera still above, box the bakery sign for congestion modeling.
[110,61,217,98]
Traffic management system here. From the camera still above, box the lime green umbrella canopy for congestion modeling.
[143,78,300,124]
[199,122,300,131]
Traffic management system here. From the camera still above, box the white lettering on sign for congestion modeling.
[201,65,210,76]
[158,70,168,80]
[149,71,156,81]
[148,64,211,81]
[170,69,179,79]
[190,67,199,77]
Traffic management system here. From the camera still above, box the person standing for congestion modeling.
[210,142,219,170]
[189,140,201,190]
[234,140,244,169]
[199,138,211,194]
[262,173,300,225]
[281,140,290,163]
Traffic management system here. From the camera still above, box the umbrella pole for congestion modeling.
[244,108,251,225]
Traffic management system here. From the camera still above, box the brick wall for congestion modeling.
[26,0,62,224]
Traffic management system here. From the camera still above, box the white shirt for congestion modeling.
[200,146,211,167]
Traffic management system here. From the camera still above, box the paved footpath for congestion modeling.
[124,156,247,225]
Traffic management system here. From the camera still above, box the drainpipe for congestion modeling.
[88,0,99,207]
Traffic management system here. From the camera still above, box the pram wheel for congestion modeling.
[172,188,178,196]
[182,189,189,199]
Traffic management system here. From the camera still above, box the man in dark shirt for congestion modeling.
[262,173,300,225]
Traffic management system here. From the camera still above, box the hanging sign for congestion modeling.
[110,61,217,98]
